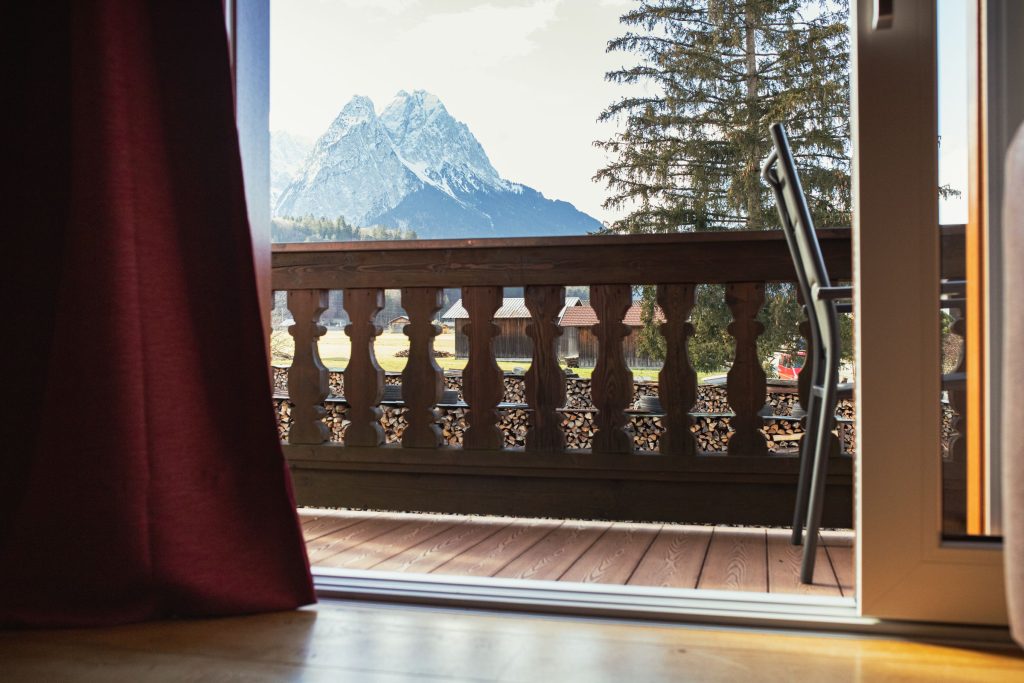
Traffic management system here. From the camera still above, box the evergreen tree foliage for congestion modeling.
[596,0,851,372]
[271,215,418,243]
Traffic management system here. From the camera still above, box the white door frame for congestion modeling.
[853,0,1005,624]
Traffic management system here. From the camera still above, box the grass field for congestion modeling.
[270,330,679,380]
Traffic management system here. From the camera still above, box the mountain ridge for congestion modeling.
[273,90,600,239]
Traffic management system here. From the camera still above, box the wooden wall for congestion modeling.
[559,327,579,360]
[571,327,658,368]
[454,319,534,359]
[457,323,658,366]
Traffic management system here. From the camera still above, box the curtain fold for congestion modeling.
[1,1,314,627]
[1004,123,1024,648]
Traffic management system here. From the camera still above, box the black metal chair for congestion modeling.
[761,123,851,583]
[762,123,967,583]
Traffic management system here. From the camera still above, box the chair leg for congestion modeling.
[792,389,822,546]
[801,369,839,584]
[800,426,831,584]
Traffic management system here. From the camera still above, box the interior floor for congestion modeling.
[2,600,1021,682]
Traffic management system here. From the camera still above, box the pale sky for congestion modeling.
[937,0,970,225]
[271,0,969,226]
[270,0,640,225]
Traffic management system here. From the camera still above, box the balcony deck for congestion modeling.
[301,508,853,597]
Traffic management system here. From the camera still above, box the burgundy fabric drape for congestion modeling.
[1,2,314,626]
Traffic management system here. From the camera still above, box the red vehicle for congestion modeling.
[772,350,806,381]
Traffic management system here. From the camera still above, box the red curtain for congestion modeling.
[1,2,314,626]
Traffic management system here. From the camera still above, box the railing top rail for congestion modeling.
[271,225,964,290]
[272,227,854,254]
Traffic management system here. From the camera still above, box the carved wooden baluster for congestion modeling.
[591,284,634,454]
[462,287,505,450]
[343,288,385,447]
[286,289,330,444]
[525,285,567,452]
[657,284,697,456]
[726,282,768,455]
[401,287,444,448]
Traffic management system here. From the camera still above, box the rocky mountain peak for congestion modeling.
[273,92,600,239]
[380,90,503,193]
[334,94,376,125]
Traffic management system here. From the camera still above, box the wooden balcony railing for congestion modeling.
[271,227,966,527]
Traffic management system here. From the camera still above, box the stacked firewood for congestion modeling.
[941,404,959,442]
[561,411,595,449]
[275,398,289,440]
[765,392,801,416]
[564,379,592,409]
[393,348,454,358]
[272,366,288,394]
[274,397,865,454]
[691,415,733,452]
[632,414,662,451]
[694,386,730,413]
[499,409,530,447]
[503,377,526,404]
[275,400,349,442]
[329,371,344,397]
[762,419,802,451]
[272,369,872,454]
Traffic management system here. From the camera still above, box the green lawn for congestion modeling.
[272,329,719,381]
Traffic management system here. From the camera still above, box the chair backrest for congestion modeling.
[761,123,841,369]
[763,123,834,295]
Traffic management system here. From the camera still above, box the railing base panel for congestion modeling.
[284,444,852,527]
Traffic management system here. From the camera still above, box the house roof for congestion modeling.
[442,297,582,321]
[559,302,665,328]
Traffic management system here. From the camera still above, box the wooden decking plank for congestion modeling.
[560,523,661,585]
[765,529,842,596]
[494,521,610,581]
[819,528,855,547]
[825,545,855,597]
[627,524,713,588]
[300,511,380,542]
[371,518,512,574]
[305,515,412,565]
[316,516,464,569]
[432,519,561,577]
[696,527,768,593]
[296,510,856,597]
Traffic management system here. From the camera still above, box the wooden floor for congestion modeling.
[3,600,1021,682]
[301,508,854,597]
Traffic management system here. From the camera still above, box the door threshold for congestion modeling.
[312,568,1013,645]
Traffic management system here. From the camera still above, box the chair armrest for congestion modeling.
[815,285,853,301]
[941,371,967,391]
[941,279,967,295]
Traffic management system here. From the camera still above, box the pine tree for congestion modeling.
[596,0,851,372]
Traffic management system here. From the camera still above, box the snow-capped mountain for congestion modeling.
[273,90,600,238]
[269,130,312,205]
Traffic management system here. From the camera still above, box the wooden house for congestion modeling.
[442,297,582,359]
[387,316,410,333]
[559,303,666,367]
